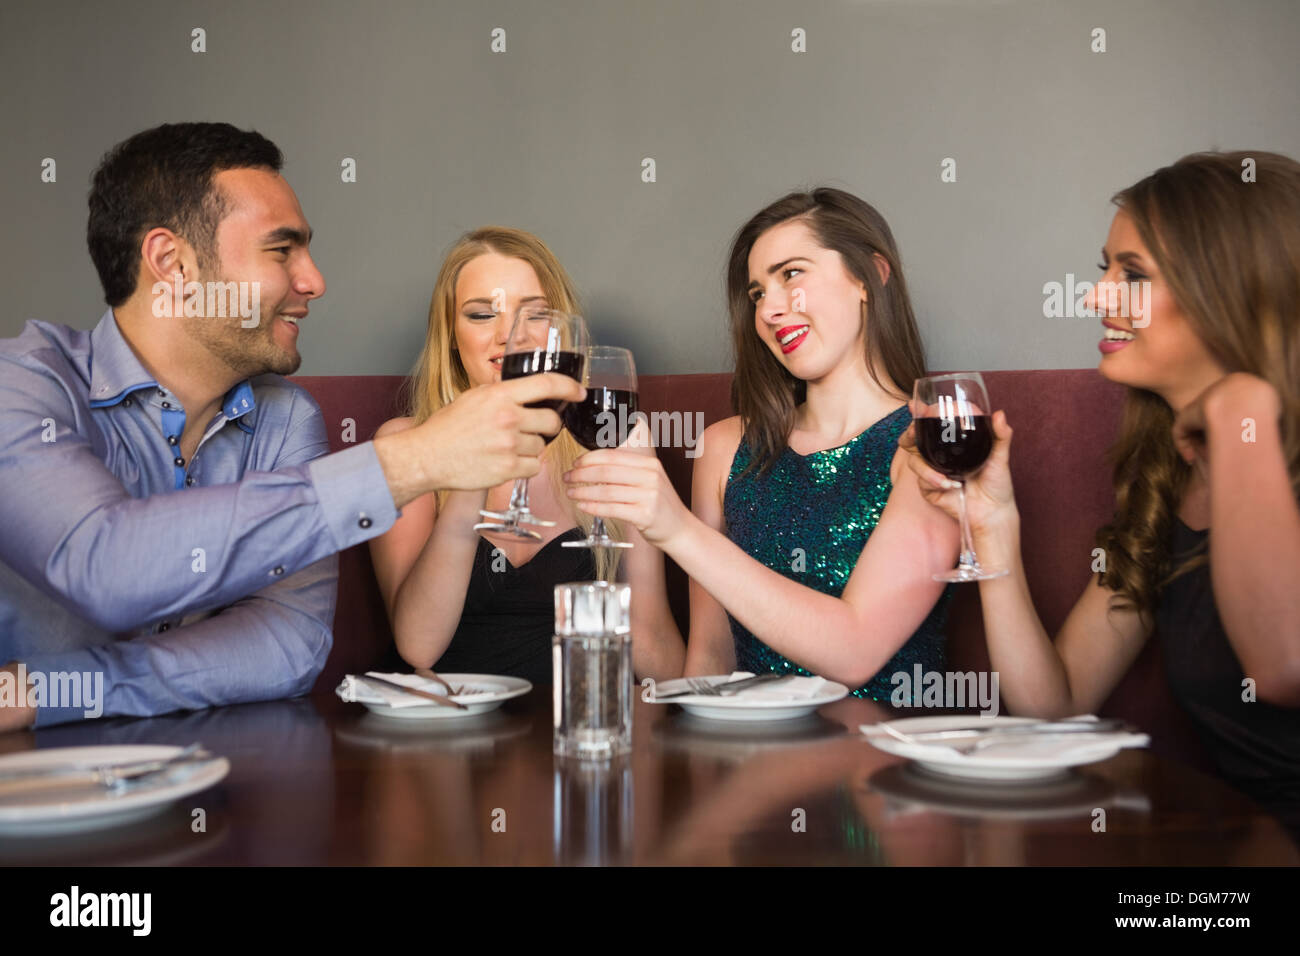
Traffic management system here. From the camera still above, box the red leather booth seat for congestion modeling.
[292,371,1212,770]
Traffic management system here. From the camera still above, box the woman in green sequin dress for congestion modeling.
[564,188,958,701]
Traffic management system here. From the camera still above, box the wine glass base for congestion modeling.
[477,509,556,528]
[933,566,1009,583]
[473,520,544,541]
[561,538,634,550]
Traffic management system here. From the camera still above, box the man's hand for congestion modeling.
[375,373,585,508]
[0,663,36,733]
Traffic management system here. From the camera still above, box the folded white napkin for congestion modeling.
[653,671,828,701]
[336,672,504,709]
[860,715,1150,760]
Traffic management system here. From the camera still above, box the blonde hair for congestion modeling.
[405,226,621,580]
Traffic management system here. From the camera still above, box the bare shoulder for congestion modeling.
[691,416,745,518]
[888,442,912,487]
[374,415,417,439]
[698,415,745,463]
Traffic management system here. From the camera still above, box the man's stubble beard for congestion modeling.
[183,258,301,379]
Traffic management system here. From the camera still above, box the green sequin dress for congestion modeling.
[723,404,950,701]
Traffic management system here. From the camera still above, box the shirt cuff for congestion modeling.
[18,654,104,728]
[307,441,398,551]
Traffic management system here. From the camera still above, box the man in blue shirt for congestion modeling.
[0,123,581,730]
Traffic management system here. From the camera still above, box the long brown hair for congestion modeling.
[724,187,928,474]
[405,226,620,580]
[1096,151,1300,614]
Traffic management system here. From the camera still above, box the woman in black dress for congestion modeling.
[902,151,1300,835]
[370,227,683,684]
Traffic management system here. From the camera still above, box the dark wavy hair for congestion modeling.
[87,122,283,306]
[724,187,927,474]
[1096,151,1300,615]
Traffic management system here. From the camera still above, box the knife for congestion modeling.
[360,674,468,710]
[0,743,207,783]
[653,673,787,700]
[880,718,1134,743]
[0,751,217,799]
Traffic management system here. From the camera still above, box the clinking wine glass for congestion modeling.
[474,306,589,540]
[562,345,638,550]
[912,372,1008,582]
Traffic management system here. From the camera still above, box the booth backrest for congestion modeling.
[292,371,1212,770]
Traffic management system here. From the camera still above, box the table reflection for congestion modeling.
[0,693,1293,865]
[553,755,634,866]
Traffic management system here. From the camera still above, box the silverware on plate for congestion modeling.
[413,667,463,696]
[360,674,468,710]
[878,718,1137,755]
[653,673,788,700]
[0,744,217,798]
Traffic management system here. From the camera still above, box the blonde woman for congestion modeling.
[370,227,683,683]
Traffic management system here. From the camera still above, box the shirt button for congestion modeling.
[272,566,285,576]
[162,401,171,409]
[358,516,372,529]
[185,476,195,487]
[159,622,170,632]
[157,388,165,396]
[123,397,133,407]
[167,435,177,445]
[174,456,185,467]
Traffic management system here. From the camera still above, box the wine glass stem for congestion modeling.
[592,516,608,540]
[957,480,979,570]
[507,477,530,516]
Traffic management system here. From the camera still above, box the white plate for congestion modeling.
[645,675,849,722]
[0,745,230,836]
[336,673,532,720]
[860,715,1149,781]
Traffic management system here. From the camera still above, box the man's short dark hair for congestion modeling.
[87,122,284,306]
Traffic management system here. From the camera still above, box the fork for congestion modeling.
[685,674,785,697]
[0,742,209,783]
[879,720,1134,755]
[414,667,463,696]
[362,674,467,710]
[0,744,215,797]
[687,677,720,696]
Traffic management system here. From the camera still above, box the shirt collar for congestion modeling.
[222,381,257,423]
[87,309,258,426]
[88,309,157,407]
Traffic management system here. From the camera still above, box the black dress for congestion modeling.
[1155,518,1300,841]
[431,528,596,686]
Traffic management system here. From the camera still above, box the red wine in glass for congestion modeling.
[563,346,638,550]
[475,309,590,539]
[502,349,585,443]
[912,372,1007,582]
[915,414,994,479]
[564,387,639,450]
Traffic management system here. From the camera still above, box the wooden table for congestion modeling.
[2,691,1296,866]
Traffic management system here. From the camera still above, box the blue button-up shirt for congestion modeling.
[0,310,397,727]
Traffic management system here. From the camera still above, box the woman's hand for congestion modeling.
[898,409,1018,541]
[1172,372,1280,476]
[443,487,489,509]
[439,487,491,529]
[562,418,693,547]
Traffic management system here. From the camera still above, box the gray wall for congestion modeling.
[3,0,1298,375]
